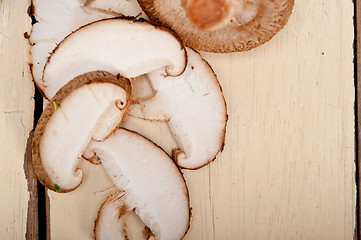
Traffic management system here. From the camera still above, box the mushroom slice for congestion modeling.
[94,192,133,240]
[129,48,227,169]
[42,17,187,99]
[137,0,294,52]
[184,0,234,31]
[85,0,143,17]
[83,128,190,240]
[32,71,132,192]
[30,0,121,93]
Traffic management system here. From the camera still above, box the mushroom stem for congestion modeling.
[185,0,234,31]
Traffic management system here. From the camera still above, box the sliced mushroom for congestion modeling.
[94,192,133,240]
[32,71,132,192]
[129,48,227,169]
[84,128,190,239]
[137,0,294,52]
[41,17,187,100]
[30,0,120,93]
[85,0,144,17]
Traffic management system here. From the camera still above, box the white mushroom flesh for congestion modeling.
[42,18,186,99]
[30,0,118,91]
[40,82,128,190]
[84,128,189,239]
[95,192,132,240]
[129,48,227,169]
[86,0,143,17]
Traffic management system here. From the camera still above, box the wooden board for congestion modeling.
[0,0,35,239]
[0,0,357,239]
[46,0,356,239]
[356,0,361,237]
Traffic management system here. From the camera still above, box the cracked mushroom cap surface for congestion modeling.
[30,0,120,94]
[137,0,294,52]
[84,128,190,240]
[32,71,132,192]
[41,17,187,100]
[129,47,227,169]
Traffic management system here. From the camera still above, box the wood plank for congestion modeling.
[24,131,39,240]
[356,0,361,238]
[48,0,356,239]
[0,0,35,239]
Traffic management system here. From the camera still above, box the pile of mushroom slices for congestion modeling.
[29,0,227,239]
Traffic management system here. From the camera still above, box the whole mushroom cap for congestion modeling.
[138,0,295,52]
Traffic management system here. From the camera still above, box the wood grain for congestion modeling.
[44,0,356,239]
[24,131,39,240]
[356,0,361,238]
[0,0,34,239]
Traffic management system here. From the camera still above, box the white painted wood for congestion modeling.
[47,0,356,239]
[0,0,33,239]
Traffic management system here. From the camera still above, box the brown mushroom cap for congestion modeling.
[138,0,294,52]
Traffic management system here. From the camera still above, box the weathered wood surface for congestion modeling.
[0,0,34,239]
[357,0,361,238]
[46,0,356,239]
[0,0,355,239]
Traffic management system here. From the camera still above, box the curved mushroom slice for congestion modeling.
[84,128,190,239]
[137,0,294,52]
[30,0,120,92]
[32,71,132,192]
[94,192,133,240]
[86,0,143,17]
[129,48,227,169]
[184,0,234,31]
[42,17,187,99]
[95,192,155,240]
